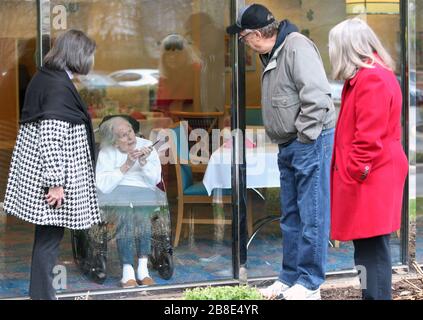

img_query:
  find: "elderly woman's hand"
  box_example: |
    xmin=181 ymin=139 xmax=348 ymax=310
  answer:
xmin=138 ymin=146 xmax=152 ymax=166
xmin=121 ymin=149 xmax=144 ymax=173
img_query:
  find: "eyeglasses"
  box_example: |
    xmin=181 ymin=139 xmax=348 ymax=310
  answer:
xmin=238 ymin=31 xmax=254 ymax=43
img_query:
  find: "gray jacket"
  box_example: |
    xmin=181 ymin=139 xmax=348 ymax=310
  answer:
xmin=261 ymin=32 xmax=335 ymax=145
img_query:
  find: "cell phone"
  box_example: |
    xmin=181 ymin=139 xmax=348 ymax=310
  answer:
xmin=150 ymin=139 xmax=161 ymax=148
xmin=145 ymin=139 xmax=161 ymax=152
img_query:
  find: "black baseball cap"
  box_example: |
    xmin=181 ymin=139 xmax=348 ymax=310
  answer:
xmin=226 ymin=4 xmax=275 ymax=34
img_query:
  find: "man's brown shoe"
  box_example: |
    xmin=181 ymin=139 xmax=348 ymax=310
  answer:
xmin=137 ymin=277 xmax=155 ymax=286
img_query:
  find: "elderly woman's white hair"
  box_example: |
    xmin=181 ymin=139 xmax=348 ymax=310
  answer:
xmin=98 ymin=116 xmax=132 ymax=148
xmin=328 ymin=17 xmax=395 ymax=80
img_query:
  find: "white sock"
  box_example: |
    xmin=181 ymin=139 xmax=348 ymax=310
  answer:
xmin=137 ymin=257 xmax=150 ymax=279
xmin=122 ymin=264 xmax=135 ymax=282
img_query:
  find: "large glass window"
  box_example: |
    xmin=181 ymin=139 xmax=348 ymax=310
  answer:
xmin=0 ymin=0 xmax=233 ymax=298
xmin=49 ymin=0 xmax=233 ymax=294
xmin=243 ymin=0 xmax=404 ymax=279
xmin=414 ymin=0 xmax=423 ymax=264
xmin=0 ymin=0 xmax=411 ymax=299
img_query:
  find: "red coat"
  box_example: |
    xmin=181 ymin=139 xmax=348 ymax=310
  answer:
xmin=330 ymin=62 xmax=408 ymax=241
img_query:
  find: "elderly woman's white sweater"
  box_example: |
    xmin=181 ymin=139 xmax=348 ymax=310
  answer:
xmin=96 ymin=137 xmax=162 ymax=194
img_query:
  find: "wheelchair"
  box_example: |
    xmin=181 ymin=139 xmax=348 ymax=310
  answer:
xmin=71 ymin=114 xmax=174 ymax=284
xmin=71 ymin=202 xmax=174 ymax=284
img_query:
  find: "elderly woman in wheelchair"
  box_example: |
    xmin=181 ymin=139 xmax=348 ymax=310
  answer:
xmin=96 ymin=116 xmax=164 ymax=288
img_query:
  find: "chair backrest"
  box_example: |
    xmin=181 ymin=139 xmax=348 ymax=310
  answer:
xmin=99 ymin=114 xmax=141 ymax=136
xmin=224 ymin=105 xmax=263 ymax=126
xmin=169 ymin=111 xmax=223 ymax=134
xmin=170 ymin=122 xmax=193 ymax=195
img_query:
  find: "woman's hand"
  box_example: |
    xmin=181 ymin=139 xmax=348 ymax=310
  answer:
xmin=121 ymin=149 xmax=144 ymax=173
xmin=138 ymin=146 xmax=152 ymax=166
xmin=45 ymin=186 xmax=65 ymax=208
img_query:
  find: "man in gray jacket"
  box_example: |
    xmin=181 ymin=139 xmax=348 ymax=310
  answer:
xmin=227 ymin=4 xmax=335 ymax=300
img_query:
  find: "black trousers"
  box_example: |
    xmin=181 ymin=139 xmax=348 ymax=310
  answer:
xmin=29 ymin=225 xmax=65 ymax=300
xmin=353 ymin=234 xmax=392 ymax=300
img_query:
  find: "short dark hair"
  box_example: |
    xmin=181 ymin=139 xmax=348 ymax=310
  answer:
xmin=43 ymin=29 xmax=96 ymax=75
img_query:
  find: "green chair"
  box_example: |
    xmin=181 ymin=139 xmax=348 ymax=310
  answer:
xmin=246 ymin=107 xmax=263 ymax=126
xmin=170 ymin=122 xmax=233 ymax=247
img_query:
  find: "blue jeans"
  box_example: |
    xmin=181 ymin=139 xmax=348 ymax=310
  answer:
xmin=115 ymin=206 xmax=154 ymax=266
xmin=277 ymin=129 xmax=334 ymax=290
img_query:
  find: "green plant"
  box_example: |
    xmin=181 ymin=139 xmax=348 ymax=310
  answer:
xmin=184 ymin=285 xmax=263 ymax=300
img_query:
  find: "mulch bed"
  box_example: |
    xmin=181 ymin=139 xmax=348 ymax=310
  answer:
xmin=322 ymin=264 xmax=423 ymax=300
xmin=392 ymin=277 xmax=423 ymax=300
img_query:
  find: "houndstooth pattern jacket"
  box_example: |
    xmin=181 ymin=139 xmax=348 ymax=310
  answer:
xmin=4 ymin=119 xmax=101 ymax=229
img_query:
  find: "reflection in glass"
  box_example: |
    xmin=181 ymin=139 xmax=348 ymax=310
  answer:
xmin=154 ymin=34 xmax=201 ymax=116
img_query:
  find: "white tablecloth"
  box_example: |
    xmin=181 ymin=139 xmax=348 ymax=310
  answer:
xmin=202 ymin=143 xmax=280 ymax=195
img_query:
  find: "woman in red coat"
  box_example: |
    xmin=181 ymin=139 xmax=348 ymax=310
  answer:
xmin=328 ymin=18 xmax=408 ymax=300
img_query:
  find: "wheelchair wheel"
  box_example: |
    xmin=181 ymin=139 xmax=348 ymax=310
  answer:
xmin=88 ymin=254 xmax=107 ymax=284
xmin=157 ymin=252 xmax=174 ymax=280
xmin=148 ymin=253 xmax=157 ymax=270
xmin=71 ymin=229 xmax=108 ymax=284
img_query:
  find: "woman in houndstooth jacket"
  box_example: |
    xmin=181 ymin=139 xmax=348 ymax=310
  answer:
xmin=3 ymin=30 xmax=100 ymax=300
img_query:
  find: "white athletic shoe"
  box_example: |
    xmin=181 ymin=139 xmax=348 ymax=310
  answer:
xmin=281 ymin=284 xmax=321 ymax=300
xmin=259 ymin=280 xmax=290 ymax=299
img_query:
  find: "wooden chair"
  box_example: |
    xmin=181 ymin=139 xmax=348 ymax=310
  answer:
xmin=169 ymin=122 xmax=253 ymax=247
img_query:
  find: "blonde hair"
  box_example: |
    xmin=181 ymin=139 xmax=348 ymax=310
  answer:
xmin=158 ymin=34 xmax=200 ymax=79
xmin=328 ymin=17 xmax=395 ymax=80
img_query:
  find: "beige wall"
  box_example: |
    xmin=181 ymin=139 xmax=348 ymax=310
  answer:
xmin=0 ymin=2 xmax=37 ymax=39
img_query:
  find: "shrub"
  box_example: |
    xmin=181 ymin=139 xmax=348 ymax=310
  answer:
xmin=183 ymin=285 xmax=263 ymax=300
